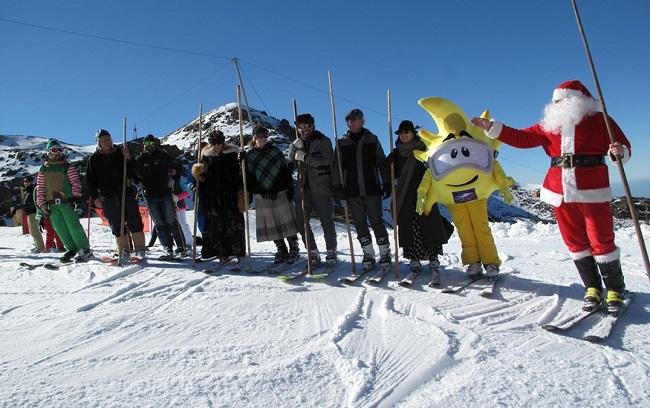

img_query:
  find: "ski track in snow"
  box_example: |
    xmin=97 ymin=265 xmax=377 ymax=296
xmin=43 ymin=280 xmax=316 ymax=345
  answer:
xmin=1 ymin=217 xmax=649 ymax=406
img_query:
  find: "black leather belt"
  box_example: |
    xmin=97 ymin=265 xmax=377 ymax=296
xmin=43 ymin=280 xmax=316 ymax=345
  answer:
xmin=46 ymin=197 xmax=72 ymax=205
xmin=550 ymin=154 xmax=605 ymax=169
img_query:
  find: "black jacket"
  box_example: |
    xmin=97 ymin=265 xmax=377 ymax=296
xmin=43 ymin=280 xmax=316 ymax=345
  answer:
xmin=332 ymin=128 xmax=389 ymax=198
xmin=86 ymin=146 xmax=134 ymax=199
xmin=200 ymin=145 xmax=241 ymax=209
xmin=20 ymin=184 xmax=37 ymax=215
xmin=133 ymin=148 xmax=180 ymax=198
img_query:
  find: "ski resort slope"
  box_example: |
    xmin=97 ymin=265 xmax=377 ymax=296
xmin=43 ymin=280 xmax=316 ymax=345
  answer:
xmin=0 ymin=214 xmax=649 ymax=407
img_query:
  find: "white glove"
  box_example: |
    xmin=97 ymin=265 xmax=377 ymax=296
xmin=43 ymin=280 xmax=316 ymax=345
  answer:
xmin=172 ymin=194 xmax=179 ymax=203
xmin=292 ymin=138 xmax=304 ymax=151
xmin=294 ymin=150 xmax=306 ymax=162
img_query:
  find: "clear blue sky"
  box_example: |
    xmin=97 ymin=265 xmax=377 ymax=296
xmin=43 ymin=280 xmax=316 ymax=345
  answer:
xmin=1 ymin=0 xmax=649 ymax=187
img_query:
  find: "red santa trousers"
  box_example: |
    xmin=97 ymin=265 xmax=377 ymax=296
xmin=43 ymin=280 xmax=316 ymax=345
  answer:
xmin=42 ymin=217 xmax=64 ymax=251
xmin=553 ymin=201 xmax=617 ymax=260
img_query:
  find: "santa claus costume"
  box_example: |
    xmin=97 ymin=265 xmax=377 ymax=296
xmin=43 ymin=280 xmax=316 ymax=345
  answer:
xmin=484 ymin=80 xmax=631 ymax=314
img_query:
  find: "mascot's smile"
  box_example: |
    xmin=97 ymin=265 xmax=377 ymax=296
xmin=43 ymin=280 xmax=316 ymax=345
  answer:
xmin=446 ymin=175 xmax=479 ymax=187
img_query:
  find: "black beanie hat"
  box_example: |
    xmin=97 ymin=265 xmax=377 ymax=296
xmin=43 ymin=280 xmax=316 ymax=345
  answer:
xmin=96 ymin=129 xmax=111 ymax=139
xmin=207 ymin=130 xmax=225 ymax=145
xmin=252 ymin=125 xmax=269 ymax=136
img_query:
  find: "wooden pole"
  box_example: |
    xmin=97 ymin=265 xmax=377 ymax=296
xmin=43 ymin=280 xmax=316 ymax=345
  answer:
xmin=117 ymin=117 xmax=128 ymax=266
xmin=191 ymin=103 xmax=203 ymax=267
xmin=387 ymin=90 xmax=400 ymax=279
xmin=237 ymin=85 xmax=254 ymax=273
xmin=292 ymin=98 xmax=312 ymax=275
xmin=327 ymin=71 xmax=357 ymax=274
xmin=571 ymin=0 xmax=650 ymax=282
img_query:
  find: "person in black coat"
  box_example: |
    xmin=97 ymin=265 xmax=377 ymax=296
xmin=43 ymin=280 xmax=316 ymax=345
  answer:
xmin=388 ymin=120 xmax=454 ymax=273
xmin=132 ymin=134 xmax=184 ymax=259
xmin=86 ymin=129 xmax=146 ymax=258
xmin=191 ymin=130 xmax=245 ymax=262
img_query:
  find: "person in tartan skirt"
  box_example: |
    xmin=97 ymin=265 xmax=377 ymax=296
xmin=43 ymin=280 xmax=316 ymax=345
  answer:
xmin=387 ymin=120 xmax=454 ymax=273
xmin=243 ymin=125 xmax=300 ymax=263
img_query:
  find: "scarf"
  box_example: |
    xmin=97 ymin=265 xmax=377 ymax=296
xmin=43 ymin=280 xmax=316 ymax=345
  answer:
xmin=395 ymin=139 xmax=426 ymax=212
xmin=246 ymin=144 xmax=285 ymax=191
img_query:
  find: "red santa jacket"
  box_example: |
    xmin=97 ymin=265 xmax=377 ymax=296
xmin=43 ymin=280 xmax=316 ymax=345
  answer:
xmin=487 ymin=112 xmax=631 ymax=207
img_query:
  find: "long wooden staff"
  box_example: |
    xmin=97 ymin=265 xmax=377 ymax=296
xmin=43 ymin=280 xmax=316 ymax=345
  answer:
xmin=191 ymin=103 xmax=203 ymax=267
xmin=117 ymin=117 xmax=128 ymax=266
xmin=327 ymin=71 xmax=356 ymax=274
xmin=237 ymin=85 xmax=253 ymax=273
xmin=387 ymin=90 xmax=400 ymax=279
xmin=292 ymin=98 xmax=312 ymax=275
xmin=571 ymin=0 xmax=650 ymax=282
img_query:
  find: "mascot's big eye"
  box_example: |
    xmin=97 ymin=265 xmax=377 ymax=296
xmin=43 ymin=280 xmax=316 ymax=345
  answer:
xmin=461 ymin=147 xmax=470 ymax=157
xmin=450 ymin=148 xmax=458 ymax=159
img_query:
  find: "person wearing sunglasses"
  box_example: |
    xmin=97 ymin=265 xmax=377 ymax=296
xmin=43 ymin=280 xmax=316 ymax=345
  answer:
xmin=243 ymin=125 xmax=300 ymax=264
xmin=86 ymin=129 xmax=147 ymax=261
xmin=332 ymin=108 xmax=392 ymax=272
xmin=35 ymin=139 xmax=92 ymax=263
xmin=386 ymin=120 xmax=454 ymax=278
xmin=191 ymin=130 xmax=246 ymax=266
xmin=132 ymin=134 xmax=185 ymax=261
xmin=288 ymin=113 xmax=338 ymax=267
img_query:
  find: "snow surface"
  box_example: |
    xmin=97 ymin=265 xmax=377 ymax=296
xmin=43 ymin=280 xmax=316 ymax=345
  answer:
xmin=1 ymin=213 xmax=649 ymax=407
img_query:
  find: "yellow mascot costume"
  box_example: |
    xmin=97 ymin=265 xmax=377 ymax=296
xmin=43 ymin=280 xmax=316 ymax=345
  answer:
xmin=414 ymin=97 xmax=514 ymax=276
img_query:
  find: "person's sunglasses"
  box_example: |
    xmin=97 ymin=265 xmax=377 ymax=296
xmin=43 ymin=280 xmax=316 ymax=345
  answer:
xmin=253 ymin=133 xmax=269 ymax=139
xmin=297 ymin=124 xmax=312 ymax=130
xmin=143 ymin=140 xmax=157 ymax=146
xmin=49 ymin=147 xmax=63 ymax=153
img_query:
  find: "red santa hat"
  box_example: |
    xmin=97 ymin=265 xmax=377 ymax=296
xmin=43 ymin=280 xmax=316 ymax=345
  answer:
xmin=552 ymin=80 xmax=594 ymax=102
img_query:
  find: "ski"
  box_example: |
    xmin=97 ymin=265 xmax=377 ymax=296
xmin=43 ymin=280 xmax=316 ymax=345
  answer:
xmin=339 ymin=265 xmax=376 ymax=284
xmin=365 ymin=266 xmax=392 ymax=285
xmin=440 ymin=275 xmax=486 ymax=294
xmin=541 ymin=306 xmax=603 ymax=332
xmin=194 ymin=256 xmax=218 ymax=263
xmin=19 ymin=262 xmax=60 ymax=270
xmin=398 ymin=270 xmax=421 ymax=287
xmin=266 ymin=259 xmax=306 ymax=275
xmin=100 ymin=255 xmax=143 ymax=267
xmin=428 ymin=268 xmax=441 ymax=288
xmin=477 ymin=275 xmax=500 ymax=298
xmin=583 ymin=293 xmax=633 ymax=343
xmin=278 ymin=268 xmax=309 ymax=282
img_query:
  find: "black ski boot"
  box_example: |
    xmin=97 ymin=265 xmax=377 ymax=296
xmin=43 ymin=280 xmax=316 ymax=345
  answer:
xmin=287 ymin=236 xmax=300 ymax=264
xmin=273 ymin=239 xmax=289 ymax=263
xmin=377 ymin=237 xmax=391 ymax=271
xmin=597 ymin=258 xmax=626 ymax=316
xmin=60 ymin=249 xmax=77 ymax=263
xmin=359 ymin=236 xmax=376 ymax=271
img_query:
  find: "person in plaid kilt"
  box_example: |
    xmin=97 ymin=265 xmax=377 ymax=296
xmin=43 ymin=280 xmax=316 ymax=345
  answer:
xmin=243 ymin=125 xmax=300 ymax=263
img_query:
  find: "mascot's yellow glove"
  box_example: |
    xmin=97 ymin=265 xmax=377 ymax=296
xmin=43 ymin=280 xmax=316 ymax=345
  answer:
xmin=416 ymin=188 xmax=427 ymax=215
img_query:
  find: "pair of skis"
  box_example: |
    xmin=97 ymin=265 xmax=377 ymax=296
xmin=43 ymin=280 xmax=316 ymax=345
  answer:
xmin=398 ymin=267 xmax=441 ymax=288
xmin=542 ymin=292 xmax=633 ymax=343
xmin=439 ymin=274 xmax=500 ymax=298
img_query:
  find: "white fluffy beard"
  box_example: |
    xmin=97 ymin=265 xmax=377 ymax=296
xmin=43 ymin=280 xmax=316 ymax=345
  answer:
xmin=539 ymin=95 xmax=600 ymax=133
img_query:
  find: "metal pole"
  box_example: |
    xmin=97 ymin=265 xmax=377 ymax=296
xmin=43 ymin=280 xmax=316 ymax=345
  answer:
xmin=328 ymin=71 xmax=357 ymax=274
xmin=237 ymin=85 xmax=254 ymax=273
xmin=387 ymin=90 xmax=400 ymax=279
xmin=117 ymin=117 xmax=128 ymax=266
xmin=191 ymin=103 xmax=203 ymax=267
xmin=232 ymin=58 xmax=257 ymax=127
xmin=292 ymin=98 xmax=312 ymax=275
xmin=571 ymin=0 xmax=650 ymax=282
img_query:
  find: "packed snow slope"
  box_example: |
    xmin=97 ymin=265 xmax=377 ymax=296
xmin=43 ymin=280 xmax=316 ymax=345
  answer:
xmin=1 ymin=214 xmax=649 ymax=407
